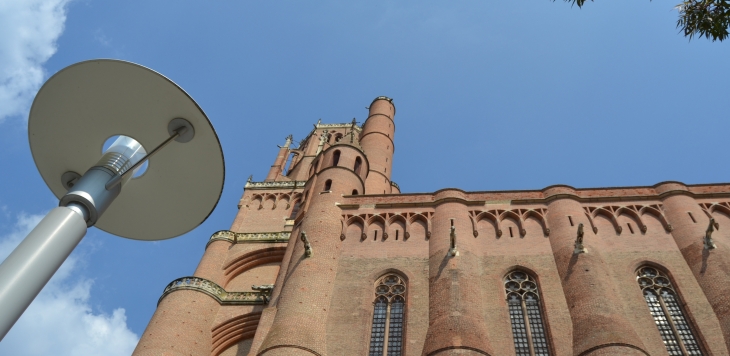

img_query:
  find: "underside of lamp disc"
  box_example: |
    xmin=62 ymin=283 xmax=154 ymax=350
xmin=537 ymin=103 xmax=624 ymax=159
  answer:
xmin=28 ymin=59 xmax=225 ymax=241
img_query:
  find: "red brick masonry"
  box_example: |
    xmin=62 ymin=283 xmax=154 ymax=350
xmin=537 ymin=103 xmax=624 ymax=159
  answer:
xmin=134 ymin=98 xmax=730 ymax=356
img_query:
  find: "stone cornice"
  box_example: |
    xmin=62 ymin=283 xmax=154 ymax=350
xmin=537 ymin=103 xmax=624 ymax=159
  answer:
xmin=315 ymin=122 xmax=362 ymax=132
xmin=244 ymin=180 xmax=306 ymax=190
xmin=207 ymin=230 xmax=291 ymax=247
xmin=158 ymin=276 xmax=271 ymax=306
xmin=337 ymin=184 xmax=730 ymax=210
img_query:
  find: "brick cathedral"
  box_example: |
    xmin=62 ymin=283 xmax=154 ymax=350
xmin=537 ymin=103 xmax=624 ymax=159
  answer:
xmin=133 ymin=97 xmax=730 ymax=356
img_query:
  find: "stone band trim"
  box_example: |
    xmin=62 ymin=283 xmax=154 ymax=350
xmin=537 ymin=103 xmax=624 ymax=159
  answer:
xmin=207 ymin=230 xmax=291 ymax=247
xmin=315 ymin=122 xmax=362 ymax=132
xmin=244 ymin=180 xmax=306 ymax=190
xmin=158 ymin=276 xmax=271 ymax=306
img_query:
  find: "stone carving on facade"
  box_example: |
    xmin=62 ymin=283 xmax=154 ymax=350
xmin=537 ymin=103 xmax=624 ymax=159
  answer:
xmin=705 ymin=218 xmax=718 ymax=250
xmin=244 ymin=180 xmax=306 ymax=190
xmin=301 ymin=231 xmax=312 ymax=257
xmin=315 ymin=129 xmax=329 ymax=155
xmin=699 ymin=202 xmax=727 ymax=230
xmin=574 ymin=223 xmax=587 ymax=254
xmin=159 ymin=277 xmax=270 ymax=305
xmin=315 ymin=121 xmax=362 ymax=132
xmin=449 ymin=225 xmax=459 ymax=257
xmin=207 ymin=230 xmax=290 ymax=247
xmin=583 ymin=204 xmax=672 ymax=235
xmin=278 ymin=135 xmax=293 ymax=149
xmin=252 ymin=284 xmax=275 ymax=301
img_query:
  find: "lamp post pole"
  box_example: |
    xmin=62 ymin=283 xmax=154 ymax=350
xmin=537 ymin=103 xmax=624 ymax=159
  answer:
xmin=0 ymin=206 xmax=88 ymax=339
xmin=0 ymin=59 xmax=225 ymax=342
xmin=0 ymin=127 xmax=186 ymax=340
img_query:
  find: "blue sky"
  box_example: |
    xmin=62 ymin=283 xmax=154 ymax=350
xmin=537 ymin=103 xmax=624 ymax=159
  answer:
xmin=1 ymin=1 xmax=729 ymax=354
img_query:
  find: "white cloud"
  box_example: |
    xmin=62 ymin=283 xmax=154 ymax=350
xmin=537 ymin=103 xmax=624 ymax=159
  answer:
xmin=0 ymin=211 xmax=139 ymax=356
xmin=0 ymin=0 xmax=70 ymax=123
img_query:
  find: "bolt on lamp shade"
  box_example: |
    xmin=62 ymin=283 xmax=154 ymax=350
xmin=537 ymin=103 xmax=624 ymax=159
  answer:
xmin=28 ymin=59 xmax=225 ymax=241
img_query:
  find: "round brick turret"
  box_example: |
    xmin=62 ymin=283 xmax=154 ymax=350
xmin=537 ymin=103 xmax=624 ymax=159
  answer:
xmin=257 ymin=141 xmax=366 ymax=355
xmin=133 ymin=236 xmax=232 ymax=355
xmin=133 ymin=290 xmax=219 ymax=355
xmin=360 ymin=96 xmax=395 ymax=194
xmin=423 ymin=199 xmax=494 ymax=355
xmin=658 ymin=182 xmax=730 ymax=351
xmin=545 ymin=197 xmax=648 ymax=356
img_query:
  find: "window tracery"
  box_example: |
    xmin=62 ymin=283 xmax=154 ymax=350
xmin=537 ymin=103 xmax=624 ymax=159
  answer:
xmin=637 ymin=267 xmax=703 ymax=355
xmin=504 ymin=270 xmax=550 ymax=356
xmin=369 ymin=274 xmax=406 ymax=356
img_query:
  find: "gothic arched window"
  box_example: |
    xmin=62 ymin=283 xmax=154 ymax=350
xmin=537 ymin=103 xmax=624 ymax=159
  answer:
xmin=369 ymin=274 xmax=406 ymax=356
xmin=504 ymin=270 xmax=550 ymax=356
xmin=637 ymin=266 xmax=703 ymax=355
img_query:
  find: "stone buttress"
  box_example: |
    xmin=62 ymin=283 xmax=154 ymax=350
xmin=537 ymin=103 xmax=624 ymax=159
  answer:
xmin=422 ymin=190 xmax=494 ymax=356
xmin=657 ymin=181 xmax=730 ymax=351
xmin=544 ymin=186 xmax=649 ymax=356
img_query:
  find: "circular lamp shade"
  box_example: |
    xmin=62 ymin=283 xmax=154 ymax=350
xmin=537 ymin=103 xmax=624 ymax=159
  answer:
xmin=28 ymin=59 xmax=225 ymax=241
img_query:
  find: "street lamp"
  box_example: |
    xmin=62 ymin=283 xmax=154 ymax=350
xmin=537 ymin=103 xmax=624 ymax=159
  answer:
xmin=0 ymin=59 xmax=225 ymax=340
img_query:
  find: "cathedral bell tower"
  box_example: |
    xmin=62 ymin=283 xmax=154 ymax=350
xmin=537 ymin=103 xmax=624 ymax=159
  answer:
xmin=360 ymin=96 xmax=396 ymax=194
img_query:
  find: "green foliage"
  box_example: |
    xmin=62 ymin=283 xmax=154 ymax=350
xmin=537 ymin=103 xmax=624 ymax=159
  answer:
xmin=556 ymin=0 xmax=730 ymax=42
xmin=677 ymin=0 xmax=730 ymax=41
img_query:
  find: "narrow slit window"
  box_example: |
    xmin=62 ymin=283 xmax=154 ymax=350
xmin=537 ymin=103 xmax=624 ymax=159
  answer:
xmin=354 ymin=157 xmax=362 ymax=175
xmin=688 ymin=212 xmax=697 ymax=223
xmin=368 ymin=274 xmax=407 ymax=356
xmin=637 ymin=267 xmax=704 ymax=355
xmin=289 ymin=201 xmax=301 ymax=219
xmin=504 ymin=270 xmax=551 ymax=356
xmin=374 ymin=230 xmax=378 ymax=241
xmin=568 ymin=216 xmax=574 ymax=227
xmin=332 ymin=150 xmax=341 ymax=166
xmin=509 ymin=227 xmax=514 ymax=237
xmin=395 ymin=230 xmax=399 ymax=240
xmin=627 ymin=223 xmax=634 ymax=234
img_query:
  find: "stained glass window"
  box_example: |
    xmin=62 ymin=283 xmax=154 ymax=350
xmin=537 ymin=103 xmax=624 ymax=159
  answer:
xmin=504 ymin=270 xmax=551 ymax=356
xmin=637 ymin=267 xmax=703 ymax=355
xmin=368 ymin=274 xmax=407 ymax=356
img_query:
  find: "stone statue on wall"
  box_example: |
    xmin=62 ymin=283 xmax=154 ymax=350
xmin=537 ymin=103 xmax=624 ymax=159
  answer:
xmin=301 ymin=231 xmax=313 ymax=257
xmin=449 ymin=225 xmax=459 ymax=257
xmin=705 ymin=218 xmax=717 ymax=250
xmin=574 ymin=223 xmax=587 ymax=254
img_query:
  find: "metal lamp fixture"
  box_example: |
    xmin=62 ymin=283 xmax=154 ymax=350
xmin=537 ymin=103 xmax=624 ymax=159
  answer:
xmin=0 ymin=59 xmax=225 ymax=340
